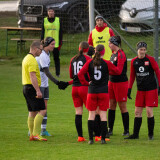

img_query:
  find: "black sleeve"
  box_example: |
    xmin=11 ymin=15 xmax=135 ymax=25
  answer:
xmin=59 ymin=18 xmax=63 ymax=45
xmin=43 ymin=67 xmax=59 ymax=85
xmin=41 ymin=19 xmax=45 ymax=41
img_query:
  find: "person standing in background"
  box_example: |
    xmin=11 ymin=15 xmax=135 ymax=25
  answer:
xmin=41 ymin=7 xmax=62 ymax=77
xmin=88 ymin=15 xmax=114 ymax=60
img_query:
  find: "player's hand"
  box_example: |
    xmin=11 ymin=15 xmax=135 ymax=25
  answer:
xmin=158 ymin=87 xmax=160 ymax=96
xmin=58 ymin=81 xmax=69 ymax=90
xmin=127 ymin=88 xmax=132 ymax=99
xmin=36 ymin=90 xmax=42 ymax=98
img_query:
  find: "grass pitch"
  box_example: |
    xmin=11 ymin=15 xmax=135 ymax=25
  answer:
xmin=0 ymin=57 xmax=160 ymax=160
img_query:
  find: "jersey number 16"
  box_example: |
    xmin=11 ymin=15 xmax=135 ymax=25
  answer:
xmin=73 ymin=61 xmax=83 ymax=75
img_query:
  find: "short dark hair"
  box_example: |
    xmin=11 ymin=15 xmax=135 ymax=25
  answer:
xmin=136 ymin=41 xmax=147 ymax=50
xmin=30 ymin=41 xmax=42 ymax=50
xmin=47 ymin=7 xmax=55 ymax=11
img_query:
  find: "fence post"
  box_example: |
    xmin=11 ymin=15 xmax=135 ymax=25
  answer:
xmin=20 ymin=0 xmax=24 ymax=27
xmin=154 ymin=0 xmax=159 ymax=62
xmin=89 ymin=0 xmax=95 ymax=33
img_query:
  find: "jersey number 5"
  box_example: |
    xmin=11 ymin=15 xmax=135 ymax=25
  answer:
xmin=94 ymin=66 xmax=101 ymax=80
xmin=73 ymin=61 xmax=83 ymax=75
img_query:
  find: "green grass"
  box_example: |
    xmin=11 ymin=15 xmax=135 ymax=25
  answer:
xmin=1 ymin=58 xmax=160 ymax=160
xmin=0 ymin=12 xmax=160 ymax=59
xmin=1 ymin=10 xmax=160 ymax=160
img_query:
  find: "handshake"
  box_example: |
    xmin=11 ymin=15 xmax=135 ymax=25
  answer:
xmin=57 ymin=81 xmax=69 ymax=90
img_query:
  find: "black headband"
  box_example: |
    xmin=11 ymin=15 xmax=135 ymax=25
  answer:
xmin=44 ymin=37 xmax=55 ymax=47
xmin=137 ymin=42 xmax=147 ymax=50
xmin=109 ymin=36 xmax=119 ymax=47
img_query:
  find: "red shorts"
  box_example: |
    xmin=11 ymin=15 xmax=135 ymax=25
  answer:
xmin=72 ymin=86 xmax=88 ymax=108
xmin=86 ymin=93 xmax=109 ymax=111
xmin=135 ymin=89 xmax=158 ymax=107
xmin=108 ymin=81 xmax=128 ymax=102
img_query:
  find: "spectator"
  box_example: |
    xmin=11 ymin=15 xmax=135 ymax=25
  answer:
xmin=88 ymin=15 xmax=114 ymax=60
xmin=41 ymin=7 xmax=62 ymax=77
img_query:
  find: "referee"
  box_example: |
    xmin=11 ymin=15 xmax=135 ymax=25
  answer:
xmin=22 ymin=41 xmax=47 ymax=141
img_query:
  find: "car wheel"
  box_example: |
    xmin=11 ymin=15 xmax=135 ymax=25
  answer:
xmin=67 ymin=3 xmax=89 ymax=33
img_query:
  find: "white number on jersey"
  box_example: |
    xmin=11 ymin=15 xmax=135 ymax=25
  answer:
xmin=94 ymin=66 xmax=101 ymax=80
xmin=73 ymin=61 xmax=83 ymax=75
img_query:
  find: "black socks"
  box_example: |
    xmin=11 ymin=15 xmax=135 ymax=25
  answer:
xmin=108 ymin=109 xmax=115 ymax=132
xmin=133 ymin=117 xmax=142 ymax=137
xmin=122 ymin=112 xmax=129 ymax=133
xmin=75 ymin=115 xmax=83 ymax=137
xmin=147 ymin=116 xmax=154 ymax=137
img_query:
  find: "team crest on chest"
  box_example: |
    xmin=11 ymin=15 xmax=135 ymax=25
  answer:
xmin=145 ymin=61 xmax=149 ymax=66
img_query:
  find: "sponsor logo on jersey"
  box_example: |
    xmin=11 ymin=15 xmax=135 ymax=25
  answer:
xmin=96 ymin=40 xmax=106 ymax=44
xmin=139 ymin=66 xmax=144 ymax=72
xmin=98 ymin=36 xmax=103 ymax=40
xmin=145 ymin=61 xmax=149 ymax=66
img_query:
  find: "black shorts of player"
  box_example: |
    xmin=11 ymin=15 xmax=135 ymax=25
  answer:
xmin=23 ymin=85 xmax=45 ymax=112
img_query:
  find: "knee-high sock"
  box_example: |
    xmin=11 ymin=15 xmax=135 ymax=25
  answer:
xmin=28 ymin=116 xmax=34 ymax=135
xmin=88 ymin=120 xmax=94 ymax=141
xmin=33 ymin=114 xmax=44 ymax=136
xmin=41 ymin=113 xmax=47 ymax=132
xmin=94 ymin=114 xmax=101 ymax=137
xmin=108 ymin=109 xmax=115 ymax=131
xmin=100 ymin=121 xmax=107 ymax=140
xmin=147 ymin=116 xmax=154 ymax=137
xmin=75 ymin=115 xmax=83 ymax=137
xmin=122 ymin=112 xmax=129 ymax=133
xmin=133 ymin=117 xmax=142 ymax=137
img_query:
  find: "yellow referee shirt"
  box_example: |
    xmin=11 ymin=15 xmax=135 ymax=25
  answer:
xmin=22 ymin=54 xmax=41 ymax=86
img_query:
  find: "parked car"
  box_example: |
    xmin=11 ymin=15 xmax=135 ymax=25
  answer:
xmin=17 ymin=0 xmax=88 ymax=33
xmin=119 ymin=0 xmax=160 ymax=33
xmin=17 ymin=0 xmax=124 ymax=33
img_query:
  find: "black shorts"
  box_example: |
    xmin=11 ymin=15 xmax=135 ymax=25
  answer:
xmin=40 ymin=87 xmax=49 ymax=100
xmin=23 ymin=85 xmax=45 ymax=112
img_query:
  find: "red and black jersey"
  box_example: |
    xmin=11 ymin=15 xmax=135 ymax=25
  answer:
xmin=110 ymin=49 xmax=128 ymax=82
xmin=78 ymin=59 xmax=124 ymax=93
xmin=129 ymin=54 xmax=160 ymax=91
xmin=69 ymin=55 xmax=91 ymax=86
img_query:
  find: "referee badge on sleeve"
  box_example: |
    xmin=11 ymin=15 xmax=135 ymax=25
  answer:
xmin=145 ymin=61 xmax=149 ymax=66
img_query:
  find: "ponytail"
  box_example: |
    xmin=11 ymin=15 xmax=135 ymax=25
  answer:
xmin=93 ymin=51 xmax=101 ymax=68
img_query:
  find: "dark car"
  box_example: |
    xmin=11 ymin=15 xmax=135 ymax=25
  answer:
xmin=17 ymin=0 xmax=124 ymax=33
xmin=18 ymin=0 xmax=89 ymax=33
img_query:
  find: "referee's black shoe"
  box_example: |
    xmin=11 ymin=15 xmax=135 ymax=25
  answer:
xmin=124 ymin=134 xmax=139 ymax=139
